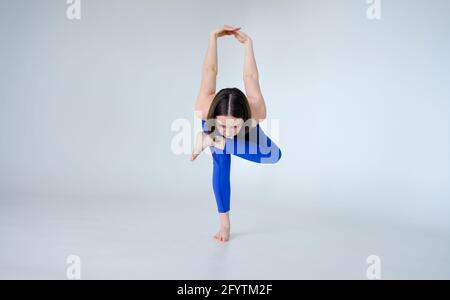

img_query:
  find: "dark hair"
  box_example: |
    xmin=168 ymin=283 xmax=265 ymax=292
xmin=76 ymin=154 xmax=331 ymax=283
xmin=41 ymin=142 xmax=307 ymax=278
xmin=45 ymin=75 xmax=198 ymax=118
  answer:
xmin=205 ymin=88 xmax=252 ymax=136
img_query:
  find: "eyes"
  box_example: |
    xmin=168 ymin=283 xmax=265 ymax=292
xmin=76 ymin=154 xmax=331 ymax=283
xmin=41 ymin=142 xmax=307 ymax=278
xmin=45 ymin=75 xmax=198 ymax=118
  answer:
xmin=220 ymin=125 xmax=239 ymax=132
xmin=220 ymin=125 xmax=239 ymax=130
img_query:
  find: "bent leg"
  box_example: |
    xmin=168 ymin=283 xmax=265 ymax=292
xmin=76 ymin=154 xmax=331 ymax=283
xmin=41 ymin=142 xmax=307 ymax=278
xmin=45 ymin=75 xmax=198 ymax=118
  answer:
xmin=224 ymin=124 xmax=282 ymax=164
xmin=201 ymin=120 xmax=281 ymax=213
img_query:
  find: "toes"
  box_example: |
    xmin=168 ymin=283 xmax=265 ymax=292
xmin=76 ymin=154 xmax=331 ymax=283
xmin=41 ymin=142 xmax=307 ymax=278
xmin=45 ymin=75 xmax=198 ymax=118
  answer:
xmin=213 ymin=231 xmax=231 ymax=243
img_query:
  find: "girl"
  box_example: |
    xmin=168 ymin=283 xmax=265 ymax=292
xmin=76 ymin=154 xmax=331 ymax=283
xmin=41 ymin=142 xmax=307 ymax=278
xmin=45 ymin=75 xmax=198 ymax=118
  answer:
xmin=191 ymin=25 xmax=282 ymax=242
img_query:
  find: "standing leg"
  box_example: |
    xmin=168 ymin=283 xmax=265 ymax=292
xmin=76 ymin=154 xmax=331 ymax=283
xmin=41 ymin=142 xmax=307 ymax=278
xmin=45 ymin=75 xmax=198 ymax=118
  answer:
xmin=211 ymin=151 xmax=231 ymax=214
xmin=203 ymin=119 xmax=232 ymax=242
xmin=210 ymin=150 xmax=231 ymax=242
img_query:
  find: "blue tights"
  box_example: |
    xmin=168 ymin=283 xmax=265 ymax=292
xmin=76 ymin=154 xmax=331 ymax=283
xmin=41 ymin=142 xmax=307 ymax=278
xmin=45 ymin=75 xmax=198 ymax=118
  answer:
xmin=201 ymin=120 xmax=282 ymax=213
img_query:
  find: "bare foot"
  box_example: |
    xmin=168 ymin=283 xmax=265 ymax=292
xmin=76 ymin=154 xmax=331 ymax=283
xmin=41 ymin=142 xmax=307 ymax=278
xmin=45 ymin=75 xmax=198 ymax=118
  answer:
xmin=213 ymin=226 xmax=230 ymax=243
xmin=213 ymin=212 xmax=231 ymax=243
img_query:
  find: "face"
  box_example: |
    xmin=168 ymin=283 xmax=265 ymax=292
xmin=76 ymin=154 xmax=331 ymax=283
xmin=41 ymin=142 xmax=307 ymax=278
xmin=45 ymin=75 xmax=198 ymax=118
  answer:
xmin=215 ymin=115 xmax=244 ymax=138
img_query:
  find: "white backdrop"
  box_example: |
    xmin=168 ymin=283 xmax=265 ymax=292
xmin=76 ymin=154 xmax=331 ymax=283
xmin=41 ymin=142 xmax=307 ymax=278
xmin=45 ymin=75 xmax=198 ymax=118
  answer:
xmin=0 ymin=0 xmax=449 ymax=279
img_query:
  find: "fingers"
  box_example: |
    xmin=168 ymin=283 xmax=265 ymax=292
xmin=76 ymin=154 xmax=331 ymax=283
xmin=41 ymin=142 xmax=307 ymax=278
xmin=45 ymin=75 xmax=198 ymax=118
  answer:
xmin=232 ymin=31 xmax=241 ymax=39
xmin=232 ymin=30 xmax=249 ymax=43
xmin=190 ymin=153 xmax=199 ymax=161
xmin=234 ymin=30 xmax=246 ymax=39
xmin=191 ymin=147 xmax=201 ymax=161
xmin=232 ymin=30 xmax=244 ymax=38
xmin=216 ymin=25 xmax=242 ymax=37
xmin=224 ymin=25 xmax=241 ymax=31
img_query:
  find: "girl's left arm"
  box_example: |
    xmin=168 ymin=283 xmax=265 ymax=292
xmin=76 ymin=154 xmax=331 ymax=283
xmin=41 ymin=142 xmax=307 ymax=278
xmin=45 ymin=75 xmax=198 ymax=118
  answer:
xmin=240 ymin=36 xmax=267 ymax=123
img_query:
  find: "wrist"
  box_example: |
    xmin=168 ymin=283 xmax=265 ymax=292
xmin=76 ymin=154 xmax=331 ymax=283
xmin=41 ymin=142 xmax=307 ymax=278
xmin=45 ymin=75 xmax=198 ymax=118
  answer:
xmin=202 ymin=133 xmax=214 ymax=148
xmin=209 ymin=32 xmax=218 ymax=40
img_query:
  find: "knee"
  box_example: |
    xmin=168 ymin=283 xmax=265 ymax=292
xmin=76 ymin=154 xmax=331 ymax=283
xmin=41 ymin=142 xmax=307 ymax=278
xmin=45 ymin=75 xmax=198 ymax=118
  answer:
xmin=261 ymin=148 xmax=282 ymax=164
xmin=276 ymin=149 xmax=282 ymax=163
xmin=273 ymin=148 xmax=282 ymax=163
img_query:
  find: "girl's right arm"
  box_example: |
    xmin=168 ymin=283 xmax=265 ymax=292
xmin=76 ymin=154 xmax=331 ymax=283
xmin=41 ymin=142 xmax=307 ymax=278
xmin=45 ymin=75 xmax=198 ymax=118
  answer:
xmin=195 ymin=26 xmax=241 ymax=120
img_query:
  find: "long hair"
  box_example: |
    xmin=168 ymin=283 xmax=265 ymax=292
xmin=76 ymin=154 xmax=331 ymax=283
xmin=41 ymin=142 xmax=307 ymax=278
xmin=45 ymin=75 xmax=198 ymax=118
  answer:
xmin=204 ymin=88 xmax=252 ymax=137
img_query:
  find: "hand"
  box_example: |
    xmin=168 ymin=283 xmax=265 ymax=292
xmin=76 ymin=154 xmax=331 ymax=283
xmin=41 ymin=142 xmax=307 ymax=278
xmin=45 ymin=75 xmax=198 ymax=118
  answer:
xmin=191 ymin=131 xmax=226 ymax=161
xmin=191 ymin=132 xmax=213 ymax=161
xmin=211 ymin=25 xmax=241 ymax=38
xmin=232 ymin=30 xmax=252 ymax=44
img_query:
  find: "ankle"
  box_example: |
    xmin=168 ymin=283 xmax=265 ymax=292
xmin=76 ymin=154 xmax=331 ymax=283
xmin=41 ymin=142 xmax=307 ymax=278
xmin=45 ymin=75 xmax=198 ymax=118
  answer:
xmin=220 ymin=223 xmax=230 ymax=230
xmin=219 ymin=212 xmax=230 ymax=228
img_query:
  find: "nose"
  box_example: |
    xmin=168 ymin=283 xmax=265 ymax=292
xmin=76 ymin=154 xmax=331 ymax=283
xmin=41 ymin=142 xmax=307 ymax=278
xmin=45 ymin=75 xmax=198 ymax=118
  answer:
xmin=225 ymin=129 xmax=234 ymax=137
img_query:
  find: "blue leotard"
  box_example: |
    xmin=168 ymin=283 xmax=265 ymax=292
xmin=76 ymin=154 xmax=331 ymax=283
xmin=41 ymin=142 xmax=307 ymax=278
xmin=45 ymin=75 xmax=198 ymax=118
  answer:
xmin=201 ymin=120 xmax=282 ymax=213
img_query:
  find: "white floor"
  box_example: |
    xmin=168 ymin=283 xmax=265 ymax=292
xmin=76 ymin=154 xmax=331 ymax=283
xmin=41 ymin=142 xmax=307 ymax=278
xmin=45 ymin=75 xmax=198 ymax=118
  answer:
xmin=1 ymin=195 xmax=449 ymax=280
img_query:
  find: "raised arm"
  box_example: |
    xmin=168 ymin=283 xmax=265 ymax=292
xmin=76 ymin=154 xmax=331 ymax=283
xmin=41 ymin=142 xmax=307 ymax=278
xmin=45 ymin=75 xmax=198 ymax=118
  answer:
xmin=195 ymin=26 xmax=241 ymax=120
xmin=234 ymin=31 xmax=267 ymax=122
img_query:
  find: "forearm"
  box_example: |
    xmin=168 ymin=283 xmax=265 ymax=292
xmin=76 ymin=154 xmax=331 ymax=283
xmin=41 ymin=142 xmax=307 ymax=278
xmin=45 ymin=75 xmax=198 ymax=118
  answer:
xmin=202 ymin=33 xmax=218 ymax=74
xmin=243 ymin=40 xmax=258 ymax=79
xmin=243 ymin=40 xmax=262 ymax=99
xmin=242 ymin=40 xmax=266 ymax=119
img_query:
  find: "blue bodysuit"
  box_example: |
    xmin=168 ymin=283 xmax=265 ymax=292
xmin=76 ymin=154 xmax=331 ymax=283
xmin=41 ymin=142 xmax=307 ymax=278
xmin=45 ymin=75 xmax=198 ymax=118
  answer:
xmin=201 ymin=120 xmax=282 ymax=213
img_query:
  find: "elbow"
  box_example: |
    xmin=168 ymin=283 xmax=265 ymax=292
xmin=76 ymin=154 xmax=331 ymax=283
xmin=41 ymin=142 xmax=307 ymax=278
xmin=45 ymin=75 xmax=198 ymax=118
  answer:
xmin=194 ymin=109 xmax=203 ymax=119
xmin=260 ymin=110 xmax=267 ymax=121
xmin=247 ymin=97 xmax=266 ymax=122
xmin=255 ymin=109 xmax=267 ymax=123
xmin=252 ymin=113 xmax=266 ymax=124
xmin=194 ymin=104 xmax=209 ymax=120
xmin=194 ymin=107 xmax=207 ymax=119
xmin=256 ymin=116 xmax=266 ymax=124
